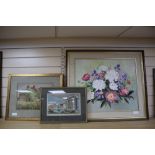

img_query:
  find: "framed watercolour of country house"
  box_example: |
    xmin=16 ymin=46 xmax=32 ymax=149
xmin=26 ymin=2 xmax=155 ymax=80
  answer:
xmin=67 ymin=50 xmax=148 ymax=120
xmin=5 ymin=73 xmax=63 ymax=120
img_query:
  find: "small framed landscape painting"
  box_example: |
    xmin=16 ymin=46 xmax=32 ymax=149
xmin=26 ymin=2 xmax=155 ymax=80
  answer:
xmin=5 ymin=73 xmax=63 ymax=120
xmin=67 ymin=50 xmax=148 ymax=120
xmin=41 ymin=87 xmax=87 ymax=123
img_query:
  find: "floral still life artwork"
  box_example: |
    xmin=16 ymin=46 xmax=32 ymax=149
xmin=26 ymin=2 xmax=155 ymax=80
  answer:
xmin=76 ymin=59 xmax=139 ymax=113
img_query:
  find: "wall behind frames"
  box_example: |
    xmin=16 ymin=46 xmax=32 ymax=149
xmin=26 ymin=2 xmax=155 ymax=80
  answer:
xmin=1 ymin=48 xmax=63 ymax=117
xmin=0 ymin=52 xmax=2 ymax=118
xmin=0 ymin=48 xmax=155 ymax=118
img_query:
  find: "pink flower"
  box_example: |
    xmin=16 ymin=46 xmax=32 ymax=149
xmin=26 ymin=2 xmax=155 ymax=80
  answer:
xmin=98 ymin=71 xmax=105 ymax=79
xmin=127 ymin=80 xmax=131 ymax=85
xmin=120 ymin=88 xmax=129 ymax=96
xmin=82 ymin=73 xmax=90 ymax=81
xmin=105 ymin=91 xmax=118 ymax=103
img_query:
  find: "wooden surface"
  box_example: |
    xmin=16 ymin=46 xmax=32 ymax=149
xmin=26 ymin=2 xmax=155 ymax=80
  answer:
xmin=0 ymin=118 xmax=155 ymax=129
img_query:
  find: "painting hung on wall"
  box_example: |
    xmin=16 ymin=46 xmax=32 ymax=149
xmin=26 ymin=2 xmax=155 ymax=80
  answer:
xmin=67 ymin=50 xmax=148 ymax=120
xmin=5 ymin=74 xmax=63 ymax=120
xmin=41 ymin=87 xmax=87 ymax=123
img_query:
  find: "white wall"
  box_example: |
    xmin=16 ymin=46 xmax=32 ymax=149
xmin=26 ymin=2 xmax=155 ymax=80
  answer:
xmin=1 ymin=48 xmax=63 ymax=116
xmin=144 ymin=49 xmax=155 ymax=117
xmin=0 ymin=47 xmax=155 ymax=118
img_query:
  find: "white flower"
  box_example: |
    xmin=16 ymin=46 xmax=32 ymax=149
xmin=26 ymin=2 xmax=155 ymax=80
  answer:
xmin=105 ymin=69 xmax=119 ymax=82
xmin=97 ymin=65 xmax=108 ymax=73
xmin=87 ymin=91 xmax=94 ymax=100
xmin=92 ymin=79 xmax=106 ymax=90
xmin=109 ymin=82 xmax=118 ymax=90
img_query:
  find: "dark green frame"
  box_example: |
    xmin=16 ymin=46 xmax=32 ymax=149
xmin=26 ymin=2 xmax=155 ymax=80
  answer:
xmin=41 ymin=87 xmax=87 ymax=123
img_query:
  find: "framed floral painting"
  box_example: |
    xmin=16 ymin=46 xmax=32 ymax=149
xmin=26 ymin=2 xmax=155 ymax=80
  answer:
xmin=67 ymin=50 xmax=148 ymax=120
xmin=5 ymin=73 xmax=63 ymax=120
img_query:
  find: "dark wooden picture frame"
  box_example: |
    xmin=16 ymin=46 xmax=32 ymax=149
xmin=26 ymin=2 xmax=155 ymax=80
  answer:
xmin=153 ymin=69 xmax=155 ymax=117
xmin=0 ymin=52 xmax=2 ymax=118
xmin=41 ymin=87 xmax=87 ymax=123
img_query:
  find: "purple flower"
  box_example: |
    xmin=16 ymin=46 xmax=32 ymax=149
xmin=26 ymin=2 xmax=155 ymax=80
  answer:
xmin=94 ymin=90 xmax=104 ymax=100
xmin=94 ymin=90 xmax=100 ymax=97
xmin=121 ymin=73 xmax=127 ymax=81
xmin=118 ymin=71 xmax=128 ymax=82
xmin=96 ymin=74 xmax=100 ymax=80
xmin=91 ymin=70 xmax=97 ymax=76
xmin=116 ymin=81 xmax=124 ymax=89
xmin=114 ymin=64 xmax=121 ymax=71
xmin=98 ymin=71 xmax=105 ymax=79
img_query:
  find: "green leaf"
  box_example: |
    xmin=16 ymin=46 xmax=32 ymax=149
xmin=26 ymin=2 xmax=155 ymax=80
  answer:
xmin=124 ymin=98 xmax=129 ymax=104
xmin=87 ymin=100 xmax=91 ymax=104
xmin=100 ymin=101 xmax=106 ymax=108
xmin=107 ymin=102 xmax=111 ymax=108
xmin=120 ymin=96 xmax=123 ymax=100
xmin=128 ymin=96 xmax=134 ymax=100
xmin=115 ymin=100 xmax=119 ymax=104
xmin=128 ymin=90 xmax=134 ymax=96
